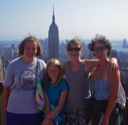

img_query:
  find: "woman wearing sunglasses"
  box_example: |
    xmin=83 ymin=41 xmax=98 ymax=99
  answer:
xmin=88 ymin=35 xmax=121 ymax=125
xmin=62 ymin=38 xmax=118 ymax=125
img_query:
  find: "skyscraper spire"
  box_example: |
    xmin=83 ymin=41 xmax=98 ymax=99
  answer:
xmin=48 ymin=5 xmax=59 ymax=60
xmin=52 ymin=5 xmax=55 ymax=24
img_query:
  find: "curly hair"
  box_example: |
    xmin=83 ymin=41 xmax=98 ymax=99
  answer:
xmin=88 ymin=35 xmax=112 ymax=57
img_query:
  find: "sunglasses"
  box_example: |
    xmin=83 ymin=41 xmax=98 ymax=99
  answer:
xmin=68 ymin=47 xmax=81 ymax=51
xmin=93 ymin=46 xmax=106 ymax=51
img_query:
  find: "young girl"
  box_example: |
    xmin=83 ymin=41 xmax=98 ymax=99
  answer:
xmin=42 ymin=58 xmax=69 ymax=125
xmin=3 ymin=36 xmax=46 ymax=125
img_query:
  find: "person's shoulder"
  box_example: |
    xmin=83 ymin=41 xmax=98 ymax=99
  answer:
xmin=37 ymin=58 xmax=45 ymax=63
xmin=5 ymin=57 xmax=21 ymax=71
xmin=37 ymin=58 xmax=46 ymax=67
xmin=59 ymin=79 xmax=69 ymax=89
xmin=60 ymin=79 xmax=67 ymax=83
xmin=9 ymin=57 xmax=21 ymax=65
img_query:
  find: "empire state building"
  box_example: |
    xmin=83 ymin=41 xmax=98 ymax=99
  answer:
xmin=48 ymin=8 xmax=59 ymax=59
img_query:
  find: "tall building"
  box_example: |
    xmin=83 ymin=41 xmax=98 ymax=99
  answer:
xmin=123 ymin=39 xmax=127 ymax=48
xmin=48 ymin=7 xmax=59 ymax=59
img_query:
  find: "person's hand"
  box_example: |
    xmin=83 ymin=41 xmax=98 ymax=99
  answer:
xmin=42 ymin=118 xmax=49 ymax=125
xmin=49 ymin=119 xmax=54 ymax=125
xmin=109 ymin=58 xmax=119 ymax=72
xmin=109 ymin=62 xmax=119 ymax=72
xmin=101 ymin=117 xmax=109 ymax=125
xmin=42 ymin=118 xmax=54 ymax=125
xmin=3 ymin=104 xmax=7 ymax=114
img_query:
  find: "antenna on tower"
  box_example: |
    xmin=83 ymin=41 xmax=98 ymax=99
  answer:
xmin=52 ymin=4 xmax=55 ymax=24
xmin=53 ymin=4 xmax=54 ymax=15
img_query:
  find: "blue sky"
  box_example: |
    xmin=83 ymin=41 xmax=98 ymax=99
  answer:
xmin=0 ymin=0 xmax=128 ymax=41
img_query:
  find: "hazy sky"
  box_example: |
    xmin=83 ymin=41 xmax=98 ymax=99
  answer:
xmin=0 ymin=0 xmax=128 ymax=41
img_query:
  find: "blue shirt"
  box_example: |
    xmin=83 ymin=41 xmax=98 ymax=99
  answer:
xmin=94 ymin=79 xmax=110 ymax=101
xmin=43 ymin=79 xmax=69 ymax=124
xmin=46 ymin=79 xmax=69 ymax=106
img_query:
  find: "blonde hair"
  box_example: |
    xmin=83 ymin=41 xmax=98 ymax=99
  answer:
xmin=44 ymin=58 xmax=63 ymax=87
xmin=67 ymin=39 xmax=82 ymax=50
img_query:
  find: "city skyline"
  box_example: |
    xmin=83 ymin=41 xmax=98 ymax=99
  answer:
xmin=0 ymin=0 xmax=128 ymax=41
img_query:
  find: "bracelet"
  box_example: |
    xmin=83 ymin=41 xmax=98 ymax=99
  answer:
xmin=48 ymin=112 xmax=54 ymax=118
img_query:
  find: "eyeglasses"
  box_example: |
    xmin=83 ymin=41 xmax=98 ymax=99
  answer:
xmin=93 ymin=46 xmax=106 ymax=51
xmin=68 ymin=47 xmax=81 ymax=51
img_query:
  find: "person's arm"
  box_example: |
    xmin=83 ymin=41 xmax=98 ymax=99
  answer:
xmin=85 ymin=58 xmax=118 ymax=74
xmin=51 ymin=90 xmax=68 ymax=116
xmin=43 ymin=90 xmax=68 ymax=125
xmin=3 ymin=64 xmax=14 ymax=113
xmin=85 ymin=59 xmax=100 ymax=73
xmin=42 ymin=94 xmax=51 ymax=125
xmin=3 ymin=86 xmax=10 ymax=112
xmin=101 ymin=67 xmax=120 ymax=125
xmin=45 ymin=93 xmax=51 ymax=114
xmin=109 ymin=58 xmax=119 ymax=72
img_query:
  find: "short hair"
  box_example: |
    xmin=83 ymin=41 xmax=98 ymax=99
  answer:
xmin=44 ymin=58 xmax=63 ymax=87
xmin=88 ymin=35 xmax=112 ymax=57
xmin=18 ymin=36 xmax=42 ymax=56
xmin=67 ymin=39 xmax=82 ymax=50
